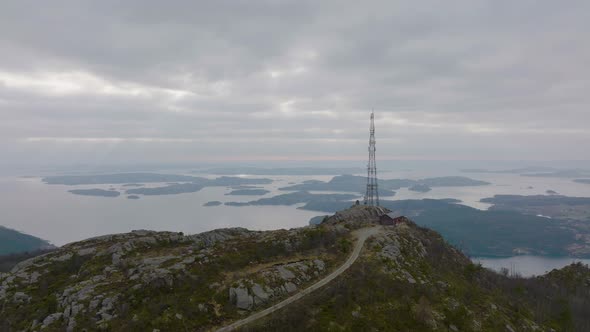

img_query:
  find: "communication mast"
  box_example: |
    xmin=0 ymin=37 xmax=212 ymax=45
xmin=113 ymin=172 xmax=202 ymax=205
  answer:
xmin=364 ymin=112 xmax=379 ymax=206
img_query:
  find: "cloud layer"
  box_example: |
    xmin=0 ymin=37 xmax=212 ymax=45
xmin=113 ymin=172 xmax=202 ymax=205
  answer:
xmin=1 ymin=0 xmax=589 ymax=165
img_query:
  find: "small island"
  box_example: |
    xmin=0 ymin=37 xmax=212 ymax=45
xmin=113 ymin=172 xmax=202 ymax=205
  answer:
xmin=126 ymin=195 xmax=141 ymax=200
xmin=546 ymin=190 xmax=558 ymax=195
xmin=203 ymin=201 xmax=223 ymax=207
xmin=122 ymin=176 xmax=274 ymax=196
xmin=230 ymin=185 xmax=263 ymax=190
xmin=48 ymin=173 xmax=276 ymax=197
xmin=68 ymin=189 xmax=121 ymax=197
xmin=408 ymin=184 xmax=432 ymax=193
xmin=574 ymin=179 xmax=590 ymax=184
xmin=225 ymin=191 xmax=359 ymax=208
xmin=225 ymin=189 xmax=270 ymax=196
xmin=278 ymin=174 xmax=489 ymax=194
xmin=126 ymin=183 xmax=204 ymax=196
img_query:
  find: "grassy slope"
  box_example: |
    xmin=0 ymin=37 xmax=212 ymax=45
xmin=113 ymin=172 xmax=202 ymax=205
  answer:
xmin=2 ymin=215 xmax=589 ymax=331
xmin=0 ymin=226 xmax=352 ymax=331
xmin=243 ymin=223 xmax=590 ymax=332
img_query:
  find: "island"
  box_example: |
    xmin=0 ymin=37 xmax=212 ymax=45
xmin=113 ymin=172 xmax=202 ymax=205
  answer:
xmin=126 ymin=195 xmax=140 ymax=200
xmin=126 ymin=183 xmax=204 ymax=196
xmin=44 ymin=173 xmax=275 ymax=197
xmin=203 ymin=201 xmax=223 ymax=207
xmin=0 ymin=226 xmax=55 ymax=256
xmin=480 ymin=194 xmax=590 ymax=221
xmin=574 ymin=179 xmax=590 ymax=184
xmin=225 ymin=189 xmax=270 ymax=196
xmin=230 ymin=185 xmax=263 ymax=190
xmin=124 ymin=177 xmax=273 ymax=196
xmin=546 ymin=190 xmax=558 ymax=195
xmin=68 ymin=189 xmax=121 ymax=197
xmin=408 ymin=184 xmax=432 ymax=192
xmin=223 ymin=194 xmax=590 ymax=257
xmin=225 ymin=191 xmax=359 ymax=208
xmin=278 ymin=174 xmax=488 ymax=195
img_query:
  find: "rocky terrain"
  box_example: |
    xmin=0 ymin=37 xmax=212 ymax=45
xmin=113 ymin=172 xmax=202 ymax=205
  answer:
xmin=1 ymin=206 xmax=589 ymax=331
xmin=0 ymin=220 xmax=351 ymax=331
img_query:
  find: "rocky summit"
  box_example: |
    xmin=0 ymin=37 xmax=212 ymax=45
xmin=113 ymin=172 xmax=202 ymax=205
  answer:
xmin=1 ymin=206 xmax=590 ymax=331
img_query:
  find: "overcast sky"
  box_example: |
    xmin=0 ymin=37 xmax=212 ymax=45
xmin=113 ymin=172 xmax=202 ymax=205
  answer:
xmin=1 ymin=1 xmax=589 ymax=166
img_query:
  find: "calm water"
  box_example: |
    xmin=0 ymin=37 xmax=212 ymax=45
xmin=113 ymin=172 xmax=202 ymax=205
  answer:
xmin=379 ymin=169 xmax=590 ymax=209
xmin=1 ymin=169 xmax=590 ymax=250
xmin=0 ymin=175 xmax=324 ymax=246
xmin=475 ymin=256 xmax=590 ymax=277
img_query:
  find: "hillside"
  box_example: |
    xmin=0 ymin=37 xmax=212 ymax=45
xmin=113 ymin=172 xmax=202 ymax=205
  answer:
xmin=0 ymin=226 xmax=54 ymax=256
xmin=248 ymin=196 xmax=590 ymax=258
xmin=1 ymin=206 xmax=589 ymax=331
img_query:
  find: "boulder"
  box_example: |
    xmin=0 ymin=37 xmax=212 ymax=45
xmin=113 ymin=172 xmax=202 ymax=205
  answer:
xmin=42 ymin=313 xmax=63 ymax=328
xmin=314 ymin=259 xmax=326 ymax=271
xmin=13 ymin=292 xmax=31 ymax=303
xmin=284 ymin=282 xmax=298 ymax=293
xmin=277 ymin=266 xmax=295 ymax=280
xmin=229 ymin=286 xmax=253 ymax=310
xmin=251 ymin=283 xmax=270 ymax=303
xmin=76 ymin=247 xmax=97 ymax=257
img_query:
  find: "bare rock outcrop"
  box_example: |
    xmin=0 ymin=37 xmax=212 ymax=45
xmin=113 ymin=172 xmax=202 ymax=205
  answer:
xmin=324 ymin=205 xmax=390 ymax=225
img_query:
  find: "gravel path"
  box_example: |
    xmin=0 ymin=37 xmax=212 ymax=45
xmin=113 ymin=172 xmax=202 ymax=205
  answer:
xmin=215 ymin=226 xmax=381 ymax=332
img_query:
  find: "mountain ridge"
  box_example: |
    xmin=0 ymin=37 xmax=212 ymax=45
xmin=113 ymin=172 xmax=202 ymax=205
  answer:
xmin=1 ymin=206 xmax=589 ymax=331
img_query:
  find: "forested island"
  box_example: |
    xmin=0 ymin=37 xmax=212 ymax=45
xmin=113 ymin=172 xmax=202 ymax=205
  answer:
xmin=278 ymin=174 xmax=488 ymax=195
xmin=225 ymin=191 xmax=359 ymax=207
xmin=227 ymin=191 xmax=590 ymax=258
xmin=43 ymin=173 xmax=274 ymax=197
xmin=481 ymin=194 xmax=590 ymax=221
xmin=0 ymin=226 xmax=55 ymax=255
xmin=68 ymin=189 xmax=121 ymax=197
xmin=225 ymin=189 xmax=270 ymax=196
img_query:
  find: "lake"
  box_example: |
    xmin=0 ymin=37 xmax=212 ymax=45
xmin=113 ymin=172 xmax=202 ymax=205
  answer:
xmin=0 ymin=175 xmax=324 ymax=246
xmin=1 ymin=167 xmax=590 ymax=250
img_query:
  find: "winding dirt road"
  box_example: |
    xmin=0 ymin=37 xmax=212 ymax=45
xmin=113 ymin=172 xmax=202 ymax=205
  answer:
xmin=215 ymin=226 xmax=381 ymax=332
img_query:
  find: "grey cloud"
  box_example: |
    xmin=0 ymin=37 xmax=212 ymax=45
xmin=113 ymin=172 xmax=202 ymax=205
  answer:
xmin=0 ymin=0 xmax=589 ymax=165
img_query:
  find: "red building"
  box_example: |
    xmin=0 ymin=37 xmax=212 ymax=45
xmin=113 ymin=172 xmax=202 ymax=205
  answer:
xmin=379 ymin=214 xmax=408 ymax=226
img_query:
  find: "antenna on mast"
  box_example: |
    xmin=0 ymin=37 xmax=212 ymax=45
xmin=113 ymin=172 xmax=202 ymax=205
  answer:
xmin=364 ymin=111 xmax=379 ymax=206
